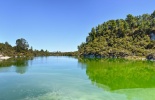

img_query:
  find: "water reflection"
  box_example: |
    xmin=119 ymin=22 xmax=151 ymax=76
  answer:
xmin=78 ymin=58 xmax=155 ymax=91
xmin=1 ymin=56 xmax=155 ymax=100
xmin=0 ymin=57 xmax=33 ymax=74
xmin=14 ymin=58 xmax=29 ymax=74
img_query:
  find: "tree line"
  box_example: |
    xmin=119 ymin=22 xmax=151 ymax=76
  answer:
xmin=0 ymin=38 xmax=50 ymax=57
xmin=78 ymin=10 xmax=155 ymax=58
xmin=50 ymin=51 xmax=78 ymax=56
xmin=0 ymin=38 xmax=78 ymax=57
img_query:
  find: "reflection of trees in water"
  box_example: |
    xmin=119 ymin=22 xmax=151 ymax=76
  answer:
xmin=0 ymin=59 xmax=14 ymax=67
xmin=15 ymin=66 xmax=27 ymax=74
xmin=78 ymin=58 xmax=155 ymax=91
xmin=0 ymin=57 xmax=33 ymax=74
xmin=13 ymin=58 xmax=28 ymax=67
xmin=77 ymin=58 xmax=87 ymax=69
xmin=13 ymin=58 xmax=29 ymax=74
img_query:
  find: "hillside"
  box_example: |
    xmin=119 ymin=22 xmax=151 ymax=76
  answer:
xmin=78 ymin=11 xmax=155 ymax=58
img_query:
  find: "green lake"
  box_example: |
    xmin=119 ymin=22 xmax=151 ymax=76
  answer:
xmin=1 ymin=56 xmax=155 ymax=100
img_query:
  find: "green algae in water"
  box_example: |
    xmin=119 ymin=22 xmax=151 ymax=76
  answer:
xmin=79 ymin=58 xmax=155 ymax=90
xmin=1 ymin=57 xmax=155 ymax=100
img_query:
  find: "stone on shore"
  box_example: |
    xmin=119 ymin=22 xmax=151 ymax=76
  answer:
xmin=146 ymin=54 xmax=155 ymax=61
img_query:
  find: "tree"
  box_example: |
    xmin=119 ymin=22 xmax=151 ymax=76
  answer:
xmin=78 ymin=10 xmax=155 ymax=58
xmin=5 ymin=41 xmax=10 ymax=46
xmin=16 ymin=38 xmax=29 ymax=52
xmin=151 ymin=10 xmax=155 ymax=18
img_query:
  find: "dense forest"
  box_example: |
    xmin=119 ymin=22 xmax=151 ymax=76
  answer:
xmin=0 ymin=38 xmax=50 ymax=57
xmin=0 ymin=38 xmax=78 ymax=58
xmin=78 ymin=11 xmax=155 ymax=58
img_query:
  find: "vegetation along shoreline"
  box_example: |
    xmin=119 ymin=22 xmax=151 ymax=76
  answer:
xmin=78 ymin=10 xmax=155 ymax=61
xmin=2 ymin=11 xmax=155 ymax=61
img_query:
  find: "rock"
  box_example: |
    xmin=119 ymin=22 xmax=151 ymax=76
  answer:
xmin=146 ymin=54 xmax=155 ymax=60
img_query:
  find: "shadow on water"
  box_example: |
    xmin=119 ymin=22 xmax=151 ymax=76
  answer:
xmin=78 ymin=58 xmax=155 ymax=90
xmin=0 ymin=57 xmax=33 ymax=74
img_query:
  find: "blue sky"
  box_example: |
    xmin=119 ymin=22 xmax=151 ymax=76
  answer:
xmin=0 ymin=0 xmax=155 ymax=52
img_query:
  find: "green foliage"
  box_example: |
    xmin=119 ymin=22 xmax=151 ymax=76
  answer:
xmin=50 ymin=51 xmax=78 ymax=56
xmin=78 ymin=10 xmax=155 ymax=57
xmin=16 ymin=38 xmax=29 ymax=52
xmin=0 ymin=38 xmax=51 ymax=57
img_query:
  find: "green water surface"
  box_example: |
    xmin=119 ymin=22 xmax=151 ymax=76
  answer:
xmin=0 ymin=57 xmax=155 ymax=100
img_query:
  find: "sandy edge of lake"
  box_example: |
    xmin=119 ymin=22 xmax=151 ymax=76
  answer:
xmin=0 ymin=55 xmax=11 ymax=60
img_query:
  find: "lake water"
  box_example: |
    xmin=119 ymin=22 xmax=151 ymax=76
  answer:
xmin=0 ymin=56 xmax=155 ymax=100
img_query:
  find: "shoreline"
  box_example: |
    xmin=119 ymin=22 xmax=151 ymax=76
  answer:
xmin=0 ymin=54 xmax=149 ymax=61
xmin=0 ymin=55 xmax=11 ymax=60
xmin=80 ymin=54 xmax=148 ymax=61
xmin=124 ymin=56 xmax=146 ymax=61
